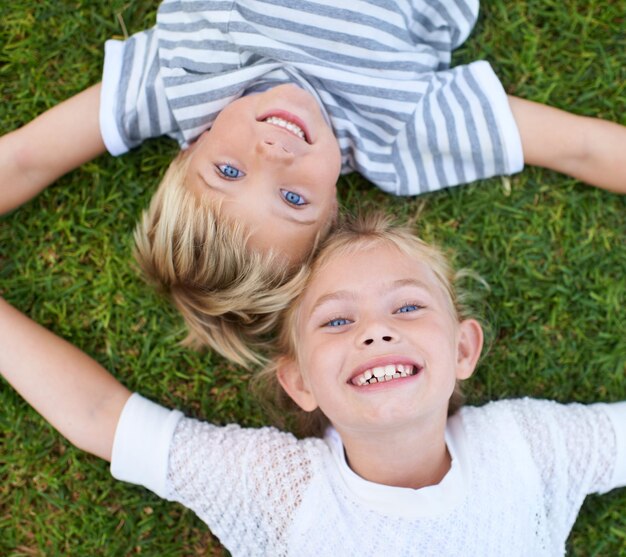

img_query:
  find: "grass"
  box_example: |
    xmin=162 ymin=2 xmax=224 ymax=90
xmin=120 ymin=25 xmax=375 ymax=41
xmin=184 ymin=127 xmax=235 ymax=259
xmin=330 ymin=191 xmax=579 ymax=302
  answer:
xmin=0 ymin=1 xmax=624 ymax=555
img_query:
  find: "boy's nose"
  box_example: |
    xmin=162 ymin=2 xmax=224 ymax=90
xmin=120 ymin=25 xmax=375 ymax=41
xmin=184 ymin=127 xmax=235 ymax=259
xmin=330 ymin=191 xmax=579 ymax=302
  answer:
xmin=257 ymin=139 xmax=295 ymax=161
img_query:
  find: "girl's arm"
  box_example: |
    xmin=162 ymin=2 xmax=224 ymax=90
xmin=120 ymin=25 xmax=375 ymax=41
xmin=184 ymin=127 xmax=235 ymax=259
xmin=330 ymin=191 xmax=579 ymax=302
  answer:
xmin=508 ymin=96 xmax=626 ymax=193
xmin=0 ymin=83 xmax=106 ymax=215
xmin=0 ymin=297 xmax=130 ymax=461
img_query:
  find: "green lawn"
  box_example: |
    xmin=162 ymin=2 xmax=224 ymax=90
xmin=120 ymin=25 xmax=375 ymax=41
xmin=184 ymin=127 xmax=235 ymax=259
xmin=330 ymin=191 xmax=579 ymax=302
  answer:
xmin=1 ymin=1 xmax=625 ymax=555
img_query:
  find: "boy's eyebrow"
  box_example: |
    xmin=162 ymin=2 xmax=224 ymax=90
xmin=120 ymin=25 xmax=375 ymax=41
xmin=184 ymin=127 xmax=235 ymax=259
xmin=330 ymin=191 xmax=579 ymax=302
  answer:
xmin=307 ymin=278 xmax=432 ymax=318
xmin=272 ymin=206 xmax=318 ymax=226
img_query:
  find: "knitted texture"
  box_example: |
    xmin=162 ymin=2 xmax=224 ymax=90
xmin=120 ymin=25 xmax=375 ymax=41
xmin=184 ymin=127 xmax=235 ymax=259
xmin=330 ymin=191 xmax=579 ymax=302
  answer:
xmin=167 ymin=423 xmax=324 ymax=555
xmin=165 ymin=399 xmax=617 ymax=556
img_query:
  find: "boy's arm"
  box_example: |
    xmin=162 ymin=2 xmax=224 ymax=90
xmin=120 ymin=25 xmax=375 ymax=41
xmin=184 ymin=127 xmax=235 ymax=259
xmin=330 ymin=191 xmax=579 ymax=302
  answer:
xmin=0 ymin=297 xmax=131 ymax=462
xmin=508 ymin=96 xmax=626 ymax=193
xmin=0 ymin=83 xmax=106 ymax=214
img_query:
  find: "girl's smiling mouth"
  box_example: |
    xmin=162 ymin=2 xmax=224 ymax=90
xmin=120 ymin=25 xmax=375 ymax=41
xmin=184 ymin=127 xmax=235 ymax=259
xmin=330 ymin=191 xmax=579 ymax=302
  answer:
xmin=349 ymin=362 xmax=422 ymax=386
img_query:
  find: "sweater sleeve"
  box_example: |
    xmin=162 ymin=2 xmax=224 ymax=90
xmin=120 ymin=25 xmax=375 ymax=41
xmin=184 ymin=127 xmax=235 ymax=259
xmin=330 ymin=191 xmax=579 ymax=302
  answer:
xmin=163 ymin=416 xmax=323 ymax=554
xmin=598 ymin=401 xmax=626 ymax=490
xmin=109 ymin=393 xmax=322 ymax=554
xmin=110 ymin=393 xmax=184 ymax=499
xmin=510 ymin=399 xmax=625 ymax=494
xmin=505 ymin=398 xmax=625 ymax=541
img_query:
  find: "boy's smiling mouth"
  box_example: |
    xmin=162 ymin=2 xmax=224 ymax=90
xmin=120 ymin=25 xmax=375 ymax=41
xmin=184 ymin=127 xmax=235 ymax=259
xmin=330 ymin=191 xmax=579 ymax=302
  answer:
xmin=259 ymin=110 xmax=311 ymax=143
xmin=349 ymin=363 xmax=421 ymax=386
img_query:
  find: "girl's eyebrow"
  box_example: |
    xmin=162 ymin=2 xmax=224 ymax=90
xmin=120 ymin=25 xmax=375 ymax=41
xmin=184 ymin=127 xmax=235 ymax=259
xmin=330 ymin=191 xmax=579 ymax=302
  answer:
xmin=391 ymin=278 xmax=431 ymax=291
xmin=306 ymin=278 xmax=432 ymax=318
xmin=308 ymin=290 xmax=356 ymax=318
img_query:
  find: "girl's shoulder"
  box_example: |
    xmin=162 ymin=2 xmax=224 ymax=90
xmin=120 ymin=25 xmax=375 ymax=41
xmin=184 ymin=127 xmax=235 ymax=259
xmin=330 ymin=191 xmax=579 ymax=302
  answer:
xmin=174 ymin=414 xmax=326 ymax=446
xmin=457 ymin=397 xmax=604 ymax=441
xmin=170 ymin=416 xmax=329 ymax=474
xmin=455 ymin=398 xmax=619 ymax=490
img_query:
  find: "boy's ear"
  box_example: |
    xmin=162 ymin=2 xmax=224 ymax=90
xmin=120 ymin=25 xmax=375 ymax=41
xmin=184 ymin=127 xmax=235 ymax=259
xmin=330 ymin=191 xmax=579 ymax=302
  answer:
xmin=276 ymin=357 xmax=318 ymax=412
xmin=455 ymin=319 xmax=484 ymax=381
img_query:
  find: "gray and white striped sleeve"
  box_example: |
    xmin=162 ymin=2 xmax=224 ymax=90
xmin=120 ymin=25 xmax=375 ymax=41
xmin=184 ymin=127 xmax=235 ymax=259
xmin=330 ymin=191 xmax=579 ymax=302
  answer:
xmin=100 ymin=28 xmax=179 ymax=156
xmin=392 ymin=60 xmax=523 ymax=195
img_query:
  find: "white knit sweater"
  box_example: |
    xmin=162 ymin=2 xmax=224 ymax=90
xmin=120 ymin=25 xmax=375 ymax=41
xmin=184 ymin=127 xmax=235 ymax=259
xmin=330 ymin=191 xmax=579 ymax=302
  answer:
xmin=111 ymin=395 xmax=626 ymax=556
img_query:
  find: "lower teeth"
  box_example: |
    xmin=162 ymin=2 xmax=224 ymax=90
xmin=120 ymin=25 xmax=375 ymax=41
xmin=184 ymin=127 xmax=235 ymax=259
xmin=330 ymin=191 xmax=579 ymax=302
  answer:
xmin=365 ymin=369 xmax=415 ymax=385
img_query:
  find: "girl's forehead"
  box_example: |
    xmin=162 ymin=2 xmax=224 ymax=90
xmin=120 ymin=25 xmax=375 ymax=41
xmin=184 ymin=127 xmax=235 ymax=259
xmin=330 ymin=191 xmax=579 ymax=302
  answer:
xmin=301 ymin=243 xmax=442 ymax=304
xmin=316 ymin=240 xmax=432 ymax=275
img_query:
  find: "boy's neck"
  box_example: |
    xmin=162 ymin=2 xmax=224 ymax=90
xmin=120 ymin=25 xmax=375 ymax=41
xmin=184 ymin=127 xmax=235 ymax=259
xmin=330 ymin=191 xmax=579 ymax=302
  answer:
xmin=337 ymin=413 xmax=450 ymax=490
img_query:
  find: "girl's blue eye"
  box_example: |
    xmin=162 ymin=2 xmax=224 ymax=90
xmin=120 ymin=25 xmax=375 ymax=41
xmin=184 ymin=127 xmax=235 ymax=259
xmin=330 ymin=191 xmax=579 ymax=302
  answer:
xmin=281 ymin=189 xmax=308 ymax=206
xmin=217 ymin=164 xmax=244 ymax=179
xmin=396 ymin=304 xmax=421 ymax=314
xmin=325 ymin=317 xmax=351 ymax=327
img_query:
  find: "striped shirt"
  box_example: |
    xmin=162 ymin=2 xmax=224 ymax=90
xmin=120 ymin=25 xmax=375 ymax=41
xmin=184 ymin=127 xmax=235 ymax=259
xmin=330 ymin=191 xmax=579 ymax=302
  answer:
xmin=99 ymin=0 xmax=523 ymax=196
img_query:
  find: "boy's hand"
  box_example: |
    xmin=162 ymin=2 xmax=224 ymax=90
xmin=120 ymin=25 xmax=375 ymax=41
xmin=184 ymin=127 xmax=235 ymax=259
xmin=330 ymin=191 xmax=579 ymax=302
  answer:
xmin=0 ymin=297 xmax=130 ymax=461
xmin=0 ymin=83 xmax=106 ymax=215
xmin=508 ymin=96 xmax=626 ymax=193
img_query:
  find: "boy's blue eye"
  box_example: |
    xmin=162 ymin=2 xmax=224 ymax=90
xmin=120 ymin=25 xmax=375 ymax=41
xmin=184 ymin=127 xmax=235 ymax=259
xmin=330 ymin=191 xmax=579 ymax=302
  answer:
xmin=325 ymin=317 xmax=351 ymax=327
xmin=281 ymin=189 xmax=308 ymax=206
xmin=217 ymin=164 xmax=245 ymax=179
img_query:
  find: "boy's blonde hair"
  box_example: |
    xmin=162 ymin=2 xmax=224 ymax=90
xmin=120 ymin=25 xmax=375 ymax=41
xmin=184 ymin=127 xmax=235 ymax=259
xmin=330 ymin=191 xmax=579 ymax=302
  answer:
xmin=133 ymin=150 xmax=313 ymax=367
xmin=255 ymin=212 xmax=478 ymax=438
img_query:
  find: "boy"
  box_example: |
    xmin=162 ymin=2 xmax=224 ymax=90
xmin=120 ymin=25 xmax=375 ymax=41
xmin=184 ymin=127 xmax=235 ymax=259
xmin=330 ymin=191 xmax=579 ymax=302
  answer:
xmin=1 ymin=1 xmax=625 ymax=365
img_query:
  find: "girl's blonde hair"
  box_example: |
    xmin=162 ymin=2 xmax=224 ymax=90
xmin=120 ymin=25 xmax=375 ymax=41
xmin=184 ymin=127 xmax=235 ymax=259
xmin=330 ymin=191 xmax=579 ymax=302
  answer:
xmin=254 ymin=212 xmax=479 ymax=437
xmin=133 ymin=150 xmax=313 ymax=367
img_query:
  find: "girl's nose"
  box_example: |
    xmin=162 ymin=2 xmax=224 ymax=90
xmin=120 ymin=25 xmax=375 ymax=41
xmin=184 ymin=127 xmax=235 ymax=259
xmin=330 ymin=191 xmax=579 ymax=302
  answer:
xmin=362 ymin=335 xmax=394 ymax=346
xmin=358 ymin=322 xmax=398 ymax=346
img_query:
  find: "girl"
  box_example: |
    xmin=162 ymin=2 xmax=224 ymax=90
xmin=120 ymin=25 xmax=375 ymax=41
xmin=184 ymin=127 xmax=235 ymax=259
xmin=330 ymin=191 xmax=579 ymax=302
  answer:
xmin=2 ymin=0 xmax=626 ymax=367
xmin=1 ymin=214 xmax=624 ymax=555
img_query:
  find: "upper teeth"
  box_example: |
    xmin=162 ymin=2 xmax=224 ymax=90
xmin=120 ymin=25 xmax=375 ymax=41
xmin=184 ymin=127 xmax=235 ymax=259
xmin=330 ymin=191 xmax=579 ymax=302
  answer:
xmin=351 ymin=364 xmax=417 ymax=386
xmin=264 ymin=116 xmax=306 ymax=140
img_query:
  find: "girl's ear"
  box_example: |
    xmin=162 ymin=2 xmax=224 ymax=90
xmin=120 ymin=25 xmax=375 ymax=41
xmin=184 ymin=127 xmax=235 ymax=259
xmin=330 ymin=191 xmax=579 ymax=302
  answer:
xmin=455 ymin=319 xmax=484 ymax=381
xmin=276 ymin=357 xmax=319 ymax=412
